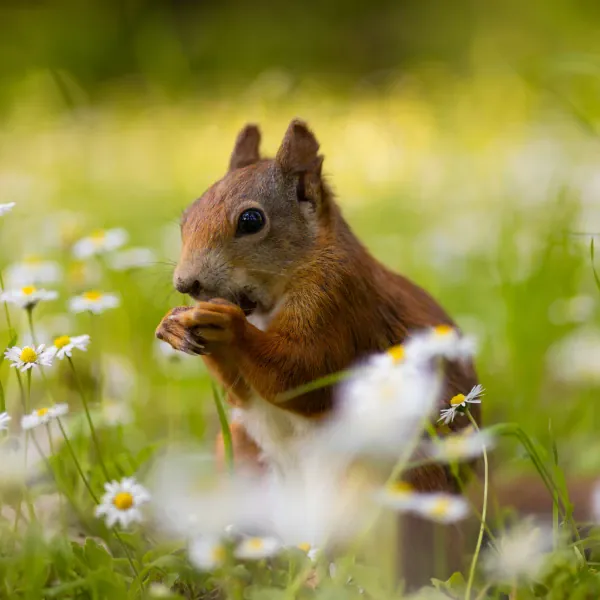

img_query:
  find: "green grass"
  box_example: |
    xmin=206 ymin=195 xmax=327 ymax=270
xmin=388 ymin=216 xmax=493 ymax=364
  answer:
xmin=1 ymin=70 xmax=600 ymax=598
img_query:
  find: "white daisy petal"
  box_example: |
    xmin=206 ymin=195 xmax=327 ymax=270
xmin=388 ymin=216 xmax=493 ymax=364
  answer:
xmin=5 ymin=258 xmax=62 ymax=287
xmin=69 ymin=291 xmax=120 ymax=315
xmin=234 ymin=536 xmax=281 ymax=561
xmin=0 ymin=202 xmax=16 ymax=216
xmin=108 ymin=247 xmax=156 ymax=271
xmin=188 ymin=536 xmax=226 ymax=571
xmin=94 ymin=476 xmax=150 ymax=528
xmin=4 ymin=345 xmax=54 ymax=373
xmin=21 ymin=404 xmax=69 ymax=431
xmin=72 ymin=228 xmax=128 ymax=259
xmin=0 ymin=412 xmax=12 ymax=431
xmin=0 ymin=286 xmax=58 ymax=310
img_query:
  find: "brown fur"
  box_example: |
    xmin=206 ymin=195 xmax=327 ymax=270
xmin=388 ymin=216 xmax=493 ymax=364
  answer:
xmin=156 ymin=119 xmax=479 ymax=488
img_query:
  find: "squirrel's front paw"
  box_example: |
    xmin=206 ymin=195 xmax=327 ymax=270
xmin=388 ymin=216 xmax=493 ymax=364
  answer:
xmin=168 ymin=299 xmax=246 ymax=353
xmin=155 ymin=306 xmax=206 ymax=356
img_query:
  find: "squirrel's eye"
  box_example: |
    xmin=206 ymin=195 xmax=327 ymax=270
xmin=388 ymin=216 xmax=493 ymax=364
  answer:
xmin=236 ymin=208 xmax=265 ymax=236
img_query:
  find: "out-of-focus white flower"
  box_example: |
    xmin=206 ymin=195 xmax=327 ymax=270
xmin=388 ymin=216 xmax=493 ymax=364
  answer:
xmin=404 ymin=325 xmax=476 ymax=365
xmin=327 ymin=355 xmax=442 ymax=458
xmin=0 ymin=286 xmax=58 ymax=310
xmin=103 ymin=355 xmax=136 ymax=400
xmin=0 ymin=436 xmax=43 ymax=492
xmin=4 ymin=345 xmax=53 ymax=372
xmin=147 ymin=583 xmax=173 ymax=598
xmin=438 ymin=384 xmax=484 ymax=425
xmin=69 ymin=291 xmax=119 ymax=314
xmin=100 ymin=399 xmax=134 ymax=426
xmin=235 ymin=536 xmax=281 ymax=560
xmin=5 ymin=257 xmax=62 ymax=287
xmin=21 ymin=404 xmax=69 ymax=430
xmin=0 ymin=202 xmax=15 ymax=216
xmin=49 ymin=334 xmax=90 ymax=360
xmin=482 ymin=521 xmax=554 ymax=583
xmin=109 ymin=247 xmax=156 ymax=271
xmin=188 ymin=535 xmax=226 ymax=571
xmin=375 ymin=481 xmax=421 ymax=513
xmin=0 ymin=412 xmax=10 ymax=431
xmin=411 ymin=493 xmax=470 ymax=524
xmin=67 ymin=260 xmax=102 ymax=287
xmin=72 ymin=228 xmax=128 ymax=259
xmin=296 ymin=542 xmax=320 ymax=562
xmin=95 ymin=477 xmax=150 ymax=528
xmin=547 ymin=328 xmax=600 ymax=384
xmin=427 ymin=427 xmax=494 ymax=462
xmin=549 ymin=295 xmax=595 ymax=325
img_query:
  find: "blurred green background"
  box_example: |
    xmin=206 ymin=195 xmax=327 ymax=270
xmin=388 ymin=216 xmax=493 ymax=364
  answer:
xmin=1 ymin=0 xmax=600 ymax=474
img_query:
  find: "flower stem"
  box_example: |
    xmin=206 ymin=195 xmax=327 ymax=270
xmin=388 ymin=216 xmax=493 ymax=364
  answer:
xmin=465 ymin=410 xmax=489 ymax=600
xmin=67 ymin=357 xmax=110 ymax=480
xmin=26 ymin=307 xmax=36 ymax=345
xmin=15 ymin=370 xmax=26 ymax=412
xmin=56 ymin=418 xmax=99 ymax=504
xmin=0 ymin=269 xmax=15 ymax=337
xmin=56 ymin=419 xmax=139 ymax=581
xmin=211 ymin=380 xmax=234 ymax=473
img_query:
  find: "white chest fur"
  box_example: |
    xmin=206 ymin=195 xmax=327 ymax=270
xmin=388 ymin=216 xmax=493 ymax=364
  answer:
xmin=232 ymin=397 xmax=315 ymax=475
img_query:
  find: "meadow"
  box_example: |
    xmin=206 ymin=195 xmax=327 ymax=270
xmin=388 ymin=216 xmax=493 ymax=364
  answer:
xmin=1 ymin=65 xmax=600 ymax=599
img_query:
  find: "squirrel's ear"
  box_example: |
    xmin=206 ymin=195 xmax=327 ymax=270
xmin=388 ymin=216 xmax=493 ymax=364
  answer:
xmin=228 ymin=124 xmax=261 ymax=171
xmin=275 ymin=119 xmax=321 ymax=174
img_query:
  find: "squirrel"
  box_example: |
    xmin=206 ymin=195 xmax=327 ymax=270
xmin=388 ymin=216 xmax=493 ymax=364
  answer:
xmin=155 ymin=119 xmax=479 ymax=490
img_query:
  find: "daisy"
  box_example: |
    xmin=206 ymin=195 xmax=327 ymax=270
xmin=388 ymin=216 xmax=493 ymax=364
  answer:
xmin=328 ymin=356 xmax=442 ymax=457
xmin=73 ymin=228 xmax=128 ymax=259
xmin=69 ymin=291 xmax=119 ymax=314
xmin=21 ymin=404 xmax=69 ymax=430
xmin=4 ymin=344 xmax=53 ymax=372
xmin=375 ymin=481 xmax=421 ymax=512
xmin=109 ymin=247 xmax=156 ymax=271
xmin=427 ymin=428 xmax=495 ymax=463
xmin=0 ymin=202 xmax=15 ymax=216
xmin=49 ymin=334 xmax=91 ymax=360
xmin=404 ymin=325 xmax=477 ymax=366
xmin=411 ymin=493 xmax=470 ymax=524
xmin=296 ymin=543 xmax=321 ymax=562
xmin=482 ymin=521 xmax=554 ymax=583
xmin=0 ymin=412 xmax=10 ymax=431
xmin=5 ymin=257 xmax=62 ymax=287
xmin=234 ymin=536 xmax=281 ymax=561
xmin=0 ymin=286 xmax=58 ymax=310
xmin=188 ymin=535 xmax=226 ymax=571
xmin=95 ymin=476 xmax=150 ymax=528
xmin=438 ymin=384 xmax=484 ymax=425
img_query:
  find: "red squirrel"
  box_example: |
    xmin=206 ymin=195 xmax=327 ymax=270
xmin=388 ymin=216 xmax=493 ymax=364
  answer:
xmin=156 ymin=119 xmax=479 ymax=489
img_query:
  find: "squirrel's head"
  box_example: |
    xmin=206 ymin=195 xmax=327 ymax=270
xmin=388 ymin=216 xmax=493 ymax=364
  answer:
xmin=174 ymin=119 xmax=330 ymax=315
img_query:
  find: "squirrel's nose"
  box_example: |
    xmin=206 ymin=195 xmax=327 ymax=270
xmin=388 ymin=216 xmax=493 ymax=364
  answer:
xmin=174 ymin=276 xmax=202 ymax=297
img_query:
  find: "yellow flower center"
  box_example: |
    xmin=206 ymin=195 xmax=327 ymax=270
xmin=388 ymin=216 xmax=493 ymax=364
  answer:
xmin=113 ymin=492 xmax=134 ymax=511
xmin=387 ymin=344 xmax=405 ymax=363
xmin=53 ymin=335 xmax=71 ymax=349
xmin=90 ymin=229 xmax=106 ymax=243
xmin=83 ymin=290 xmax=102 ymax=301
xmin=24 ymin=255 xmax=43 ymax=265
xmin=450 ymin=393 xmax=466 ymax=406
xmin=21 ymin=286 xmax=37 ymax=296
xmin=248 ymin=538 xmax=264 ymax=550
xmin=297 ymin=542 xmax=312 ymax=553
xmin=19 ymin=347 xmax=38 ymax=363
xmin=434 ymin=324 xmax=454 ymax=336
xmin=212 ymin=545 xmax=226 ymax=563
xmin=387 ymin=481 xmax=414 ymax=496
xmin=429 ymin=497 xmax=451 ymax=517
xmin=36 ymin=408 xmax=49 ymax=417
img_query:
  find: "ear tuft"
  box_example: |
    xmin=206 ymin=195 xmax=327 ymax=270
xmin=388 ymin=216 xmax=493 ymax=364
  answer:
xmin=229 ymin=124 xmax=261 ymax=171
xmin=276 ymin=119 xmax=320 ymax=173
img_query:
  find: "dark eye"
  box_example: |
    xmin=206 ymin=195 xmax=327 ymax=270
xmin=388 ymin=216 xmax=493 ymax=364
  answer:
xmin=236 ymin=208 xmax=265 ymax=236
